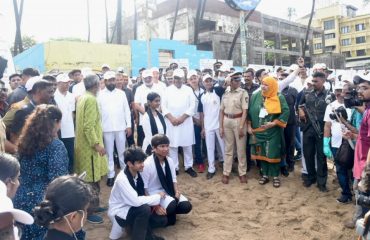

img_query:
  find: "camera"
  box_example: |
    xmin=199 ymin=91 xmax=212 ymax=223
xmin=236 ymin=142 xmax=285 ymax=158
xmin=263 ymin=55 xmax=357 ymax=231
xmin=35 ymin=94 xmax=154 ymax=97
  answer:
xmin=329 ymin=106 xmax=348 ymax=121
xmin=344 ymin=88 xmax=363 ymax=108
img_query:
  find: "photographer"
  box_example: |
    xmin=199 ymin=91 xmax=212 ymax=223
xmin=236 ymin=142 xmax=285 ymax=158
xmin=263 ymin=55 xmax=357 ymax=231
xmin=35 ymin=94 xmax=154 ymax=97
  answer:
xmin=343 ymin=73 xmax=370 ymax=229
xmin=299 ymin=72 xmax=330 ymax=192
xmin=323 ymin=82 xmax=353 ymax=204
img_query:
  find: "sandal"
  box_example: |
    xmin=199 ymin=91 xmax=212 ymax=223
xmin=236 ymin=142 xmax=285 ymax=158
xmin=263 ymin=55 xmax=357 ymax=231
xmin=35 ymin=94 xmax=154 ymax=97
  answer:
xmin=273 ymin=177 xmax=280 ymax=188
xmin=259 ymin=176 xmax=269 ymax=185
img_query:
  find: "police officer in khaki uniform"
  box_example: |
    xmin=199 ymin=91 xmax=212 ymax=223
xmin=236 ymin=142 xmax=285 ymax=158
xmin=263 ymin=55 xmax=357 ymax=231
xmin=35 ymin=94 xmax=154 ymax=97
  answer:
xmin=220 ymin=71 xmax=248 ymax=184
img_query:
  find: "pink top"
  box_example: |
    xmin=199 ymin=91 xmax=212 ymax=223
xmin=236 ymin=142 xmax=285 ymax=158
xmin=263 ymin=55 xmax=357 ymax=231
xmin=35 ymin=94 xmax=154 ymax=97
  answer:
xmin=354 ymin=107 xmax=370 ymax=180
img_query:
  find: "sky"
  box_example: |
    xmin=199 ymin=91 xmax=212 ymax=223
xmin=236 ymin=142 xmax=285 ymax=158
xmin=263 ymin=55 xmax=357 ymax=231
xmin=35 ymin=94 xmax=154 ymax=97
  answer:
xmin=0 ymin=0 xmax=369 ymax=47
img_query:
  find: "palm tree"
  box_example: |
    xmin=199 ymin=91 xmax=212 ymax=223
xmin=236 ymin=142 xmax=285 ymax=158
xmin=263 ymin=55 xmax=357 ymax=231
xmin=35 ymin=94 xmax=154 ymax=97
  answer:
xmin=12 ymin=0 xmax=24 ymax=55
xmin=105 ymin=0 xmax=109 ymax=43
xmin=86 ymin=0 xmax=91 ymax=42
xmin=116 ymin=0 xmax=122 ymax=44
xmin=193 ymin=0 xmax=204 ymax=45
xmin=302 ymin=0 xmax=315 ymax=58
xmin=170 ymin=0 xmax=180 ymax=40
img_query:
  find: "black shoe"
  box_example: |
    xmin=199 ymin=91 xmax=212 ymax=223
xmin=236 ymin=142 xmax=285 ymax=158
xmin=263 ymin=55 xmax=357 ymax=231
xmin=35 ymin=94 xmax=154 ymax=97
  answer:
xmin=281 ymin=167 xmax=289 ymax=177
xmin=206 ymin=172 xmax=216 ymax=180
xmin=185 ymin=168 xmax=198 ymax=178
xmin=288 ymin=165 xmax=294 ymax=172
xmin=107 ymin=177 xmax=115 ymax=187
xmin=176 ymin=170 xmax=179 ymax=176
xmin=146 ymin=234 xmax=165 ymax=240
xmin=336 ymin=195 xmax=352 ymax=204
xmin=303 ymin=179 xmax=316 ymax=188
xmin=318 ymin=185 xmax=329 ymax=192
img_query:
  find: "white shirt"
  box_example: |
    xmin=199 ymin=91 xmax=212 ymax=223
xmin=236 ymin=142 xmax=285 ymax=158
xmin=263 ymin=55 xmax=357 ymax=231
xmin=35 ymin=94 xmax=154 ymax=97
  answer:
xmin=98 ymin=88 xmax=131 ymax=132
xmin=108 ymin=170 xmax=161 ymax=220
xmin=54 ymin=89 xmax=75 ymax=138
xmin=153 ymin=81 xmax=166 ymax=96
xmin=142 ymin=112 xmax=165 ymax=152
xmin=200 ymin=91 xmax=221 ymax=131
xmin=141 ymin=155 xmax=177 ymax=195
xmin=134 ymin=84 xmax=163 ymax=126
xmin=162 ymin=85 xmax=196 ymax=147
xmin=290 ymin=76 xmax=307 ymax=92
xmin=72 ymin=82 xmax=86 ymax=99
xmin=324 ymin=100 xmax=352 ymax=148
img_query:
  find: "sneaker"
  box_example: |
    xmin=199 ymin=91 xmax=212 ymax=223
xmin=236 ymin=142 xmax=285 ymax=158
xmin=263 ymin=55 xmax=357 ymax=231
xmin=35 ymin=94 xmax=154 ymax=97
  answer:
xmin=197 ymin=164 xmax=205 ymax=173
xmin=95 ymin=206 xmax=108 ymax=213
xmin=185 ymin=168 xmax=198 ymax=178
xmin=87 ymin=215 xmax=104 ymax=224
xmin=336 ymin=195 xmax=352 ymax=204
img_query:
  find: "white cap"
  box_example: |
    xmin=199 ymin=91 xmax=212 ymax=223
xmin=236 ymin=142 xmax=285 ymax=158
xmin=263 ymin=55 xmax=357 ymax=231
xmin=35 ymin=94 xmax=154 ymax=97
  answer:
xmin=0 ymin=182 xmax=33 ymax=225
xmin=117 ymin=67 xmax=125 ymax=73
xmin=313 ymin=63 xmax=325 ymax=71
xmin=202 ymin=74 xmax=213 ymax=81
xmin=187 ymin=70 xmax=198 ymax=78
xmin=354 ymin=73 xmax=370 ymax=82
xmin=173 ymin=69 xmax=185 ymax=78
xmin=334 ymin=82 xmax=344 ymax=90
xmin=289 ymin=64 xmax=299 ymax=72
xmin=142 ymin=69 xmax=153 ymax=78
xmin=103 ymin=71 xmax=116 ymax=80
xmin=25 ymin=76 xmax=43 ymax=92
xmin=151 ymin=67 xmax=159 ymax=73
xmin=56 ymin=73 xmax=71 ymax=83
xmin=101 ymin=64 xmax=110 ymax=69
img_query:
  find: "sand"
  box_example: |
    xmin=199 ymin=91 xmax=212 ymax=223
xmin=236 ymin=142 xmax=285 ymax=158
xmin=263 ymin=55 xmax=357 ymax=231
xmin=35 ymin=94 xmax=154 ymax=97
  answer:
xmin=85 ymin=161 xmax=358 ymax=240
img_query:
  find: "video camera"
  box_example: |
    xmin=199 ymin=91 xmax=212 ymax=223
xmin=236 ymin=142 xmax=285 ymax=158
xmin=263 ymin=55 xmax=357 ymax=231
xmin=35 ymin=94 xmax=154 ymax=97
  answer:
xmin=344 ymin=87 xmax=363 ymax=108
xmin=329 ymin=106 xmax=348 ymax=121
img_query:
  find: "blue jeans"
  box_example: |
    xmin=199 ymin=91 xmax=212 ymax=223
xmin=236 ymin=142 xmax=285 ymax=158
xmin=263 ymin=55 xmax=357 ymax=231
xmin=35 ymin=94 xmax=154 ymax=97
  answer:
xmin=332 ymin=147 xmax=352 ymax=199
xmin=193 ymin=124 xmax=203 ymax=164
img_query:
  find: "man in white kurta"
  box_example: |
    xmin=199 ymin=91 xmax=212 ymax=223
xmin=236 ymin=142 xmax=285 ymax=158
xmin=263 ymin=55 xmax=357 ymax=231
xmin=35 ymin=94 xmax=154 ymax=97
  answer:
xmin=98 ymin=71 xmax=132 ymax=186
xmin=161 ymin=69 xmax=197 ymax=177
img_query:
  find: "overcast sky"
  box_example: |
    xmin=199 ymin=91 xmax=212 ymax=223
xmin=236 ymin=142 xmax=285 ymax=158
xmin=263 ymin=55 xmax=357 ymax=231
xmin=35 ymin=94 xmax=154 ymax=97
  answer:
xmin=0 ymin=0 xmax=369 ymax=46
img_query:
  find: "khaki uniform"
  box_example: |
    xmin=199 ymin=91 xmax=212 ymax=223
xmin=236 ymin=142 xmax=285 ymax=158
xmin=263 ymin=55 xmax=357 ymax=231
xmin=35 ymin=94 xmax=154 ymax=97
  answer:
xmin=220 ymin=87 xmax=248 ymax=176
xmin=3 ymin=96 xmax=30 ymax=128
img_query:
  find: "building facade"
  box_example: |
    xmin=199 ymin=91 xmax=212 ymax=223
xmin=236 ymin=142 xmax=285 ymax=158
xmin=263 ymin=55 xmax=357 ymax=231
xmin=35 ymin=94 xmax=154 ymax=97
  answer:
xmin=298 ymin=3 xmax=370 ymax=69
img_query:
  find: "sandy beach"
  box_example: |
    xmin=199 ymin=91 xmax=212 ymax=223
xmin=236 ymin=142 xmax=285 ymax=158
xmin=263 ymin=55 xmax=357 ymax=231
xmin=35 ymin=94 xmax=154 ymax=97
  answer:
xmin=86 ymin=161 xmax=358 ymax=240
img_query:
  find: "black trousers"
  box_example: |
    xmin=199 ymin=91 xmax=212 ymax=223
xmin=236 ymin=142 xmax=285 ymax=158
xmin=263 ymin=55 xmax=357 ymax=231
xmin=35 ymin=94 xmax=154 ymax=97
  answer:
xmin=246 ymin=134 xmax=252 ymax=168
xmin=284 ymin=124 xmax=296 ymax=168
xmin=61 ymin=137 xmax=75 ymax=173
xmin=137 ymin=125 xmax=145 ymax=147
xmin=166 ymin=200 xmax=192 ymax=226
xmin=115 ymin=205 xmax=167 ymax=240
xmin=127 ymin=113 xmax=135 ymax=146
xmin=303 ymin=127 xmax=327 ymax=187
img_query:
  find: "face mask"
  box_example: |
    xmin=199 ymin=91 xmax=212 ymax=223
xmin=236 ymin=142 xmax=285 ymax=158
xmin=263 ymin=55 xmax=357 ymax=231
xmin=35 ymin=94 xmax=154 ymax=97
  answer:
xmin=63 ymin=210 xmax=85 ymax=240
xmin=106 ymin=84 xmax=115 ymax=91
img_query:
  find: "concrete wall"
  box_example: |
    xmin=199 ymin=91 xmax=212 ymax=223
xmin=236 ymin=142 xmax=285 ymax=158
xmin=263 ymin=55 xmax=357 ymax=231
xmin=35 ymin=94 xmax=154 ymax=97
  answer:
xmin=130 ymin=38 xmax=213 ymax=76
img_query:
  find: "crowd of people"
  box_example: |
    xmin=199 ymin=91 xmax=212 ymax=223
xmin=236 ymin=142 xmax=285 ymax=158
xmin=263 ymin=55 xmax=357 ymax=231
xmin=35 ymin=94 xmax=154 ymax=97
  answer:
xmin=1 ymin=57 xmax=370 ymax=239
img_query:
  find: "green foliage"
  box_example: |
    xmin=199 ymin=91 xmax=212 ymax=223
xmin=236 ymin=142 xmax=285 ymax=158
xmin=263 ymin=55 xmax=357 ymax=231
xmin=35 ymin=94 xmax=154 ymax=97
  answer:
xmin=11 ymin=35 xmax=37 ymax=55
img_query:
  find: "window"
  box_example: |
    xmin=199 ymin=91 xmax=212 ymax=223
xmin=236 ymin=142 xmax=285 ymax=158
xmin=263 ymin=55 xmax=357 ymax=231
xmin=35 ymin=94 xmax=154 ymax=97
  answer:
xmin=314 ymin=43 xmax=322 ymax=49
xmin=324 ymin=33 xmax=336 ymax=39
xmin=356 ymin=36 xmax=366 ymax=44
xmin=314 ymin=33 xmax=321 ymax=38
xmin=341 ymin=26 xmax=350 ymax=33
xmin=341 ymin=39 xmax=351 ymax=46
xmin=342 ymin=51 xmax=351 ymax=57
xmin=324 ymin=20 xmax=335 ymax=30
xmin=325 ymin=46 xmax=336 ymax=52
xmin=356 ymin=23 xmax=365 ymax=31
xmin=357 ymin=49 xmax=366 ymax=56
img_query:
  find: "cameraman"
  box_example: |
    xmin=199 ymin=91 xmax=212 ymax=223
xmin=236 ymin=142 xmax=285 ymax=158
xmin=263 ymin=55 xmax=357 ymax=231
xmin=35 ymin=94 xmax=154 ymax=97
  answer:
xmin=323 ymin=82 xmax=353 ymax=204
xmin=299 ymin=71 xmax=330 ymax=192
xmin=343 ymin=73 xmax=370 ymax=229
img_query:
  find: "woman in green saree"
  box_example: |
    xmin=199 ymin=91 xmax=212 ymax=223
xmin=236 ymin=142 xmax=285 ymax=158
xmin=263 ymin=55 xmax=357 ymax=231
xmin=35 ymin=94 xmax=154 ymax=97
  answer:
xmin=248 ymin=76 xmax=289 ymax=188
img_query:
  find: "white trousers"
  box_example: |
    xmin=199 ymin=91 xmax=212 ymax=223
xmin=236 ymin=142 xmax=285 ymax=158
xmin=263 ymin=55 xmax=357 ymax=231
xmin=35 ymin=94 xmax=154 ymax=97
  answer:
xmin=169 ymin=146 xmax=193 ymax=170
xmin=205 ymin=128 xmax=225 ymax=173
xmin=103 ymin=131 xmax=126 ymax=178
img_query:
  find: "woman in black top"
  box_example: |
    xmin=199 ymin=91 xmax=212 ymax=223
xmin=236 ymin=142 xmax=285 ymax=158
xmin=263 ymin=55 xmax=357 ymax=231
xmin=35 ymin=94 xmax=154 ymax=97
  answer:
xmin=33 ymin=175 xmax=92 ymax=240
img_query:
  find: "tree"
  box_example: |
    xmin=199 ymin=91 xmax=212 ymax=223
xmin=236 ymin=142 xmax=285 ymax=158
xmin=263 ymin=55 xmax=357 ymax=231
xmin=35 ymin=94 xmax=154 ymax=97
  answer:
xmin=116 ymin=0 xmax=122 ymax=44
xmin=86 ymin=0 xmax=91 ymax=42
xmin=302 ymin=0 xmax=315 ymax=58
xmin=11 ymin=36 xmax=37 ymax=56
xmin=287 ymin=7 xmax=296 ymax=21
xmin=105 ymin=0 xmax=109 ymax=43
xmin=170 ymin=0 xmax=180 ymax=40
xmin=193 ymin=0 xmax=207 ymax=45
xmin=13 ymin=0 xmax=25 ymax=55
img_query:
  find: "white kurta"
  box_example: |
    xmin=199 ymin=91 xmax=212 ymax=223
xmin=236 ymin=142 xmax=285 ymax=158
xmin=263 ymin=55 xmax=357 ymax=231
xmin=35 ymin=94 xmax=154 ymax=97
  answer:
xmin=162 ymin=85 xmax=196 ymax=147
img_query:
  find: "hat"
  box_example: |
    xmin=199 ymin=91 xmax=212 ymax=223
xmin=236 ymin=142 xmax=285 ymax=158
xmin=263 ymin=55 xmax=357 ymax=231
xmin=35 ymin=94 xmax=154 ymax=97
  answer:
xmin=354 ymin=73 xmax=370 ymax=82
xmin=56 ymin=73 xmax=71 ymax=83
xmin=322 ymin=63 xmax=334 ymax=73
xmin=312 ymin=63 xmax=325 ymax=71
xmin=142 ymin=69 xmax=153 ymax=78
xmin=25 ymin=76 xmax=43 ymax=92
xmin=228 ymin=71 xmax=242 ymax=80
xmin=187 ymin=70 xmax=197 ymax=78
xmin=117 ymin=67 xmax=125 ymax=73
xmin=103 ymin=71 xmax=116 ymax=80
xmin=173 ymin=69 xmax=185 ymax=78
xmin=289 ymin=64 xmax=299 ymax=72
xmin=0 ymin=191 xmax=34 ymax=225
xmin=334 ymin=82 xmax=344 ymax=90
xmin=101 ymin=64 xmax=110 ymax=69
xmin=202 ymin=74 xmax=213 ymax=81
xmin=151 ymin=67 xmax=159 ymax=73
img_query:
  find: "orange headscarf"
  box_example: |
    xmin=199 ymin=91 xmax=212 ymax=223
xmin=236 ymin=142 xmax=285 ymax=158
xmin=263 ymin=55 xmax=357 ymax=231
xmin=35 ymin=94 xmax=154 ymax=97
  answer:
xmin=262 ymin=76 xmax=281 ymax=114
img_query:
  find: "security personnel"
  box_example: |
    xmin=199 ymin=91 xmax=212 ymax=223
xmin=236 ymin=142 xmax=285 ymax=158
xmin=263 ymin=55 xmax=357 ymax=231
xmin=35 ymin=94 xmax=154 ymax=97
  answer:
xmin=298 ymin=71 xmax=330 ymax=192
xmin=220 ymin=72 xmax=248 ymax=184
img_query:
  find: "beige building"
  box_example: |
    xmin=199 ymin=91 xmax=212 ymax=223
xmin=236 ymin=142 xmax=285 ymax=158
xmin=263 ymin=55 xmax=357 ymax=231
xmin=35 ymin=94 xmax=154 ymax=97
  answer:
xmin=298 ymin=3 xmax=370 ymax=69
